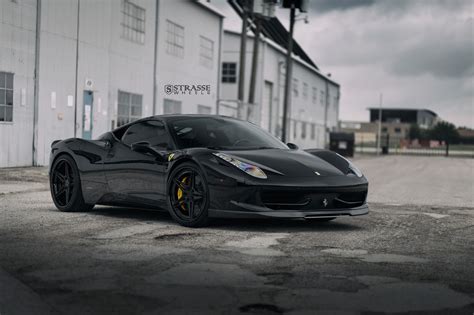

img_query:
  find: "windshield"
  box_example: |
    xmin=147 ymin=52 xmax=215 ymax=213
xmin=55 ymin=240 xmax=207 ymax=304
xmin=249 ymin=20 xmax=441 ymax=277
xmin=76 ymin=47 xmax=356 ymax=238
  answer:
xmin=168 ymin=117 xmax=288 ymax=150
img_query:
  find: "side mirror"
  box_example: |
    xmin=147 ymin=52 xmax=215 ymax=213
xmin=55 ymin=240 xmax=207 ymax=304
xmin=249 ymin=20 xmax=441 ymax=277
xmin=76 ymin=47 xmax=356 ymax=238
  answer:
xmin=103 ymin=140 xmax=112 ymax=149
xmin=287 ymin=142 xmax=299 ymax=150
xmin=131 ymin=142 xmax=167 ymax=161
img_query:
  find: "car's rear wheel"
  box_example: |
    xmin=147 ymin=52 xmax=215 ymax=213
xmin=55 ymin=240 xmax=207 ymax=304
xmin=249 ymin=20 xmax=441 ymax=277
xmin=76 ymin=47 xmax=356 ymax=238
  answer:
xmin=50 ymin=155 xmax=94 ymax=212
xmin=167 ymin=162 xmax=209 ymax=227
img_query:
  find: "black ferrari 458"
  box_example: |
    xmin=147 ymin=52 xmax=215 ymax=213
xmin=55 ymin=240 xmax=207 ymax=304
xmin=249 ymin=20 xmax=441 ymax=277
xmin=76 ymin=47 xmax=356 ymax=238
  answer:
xmin=49 ymin=115 xmax=368 ymax=227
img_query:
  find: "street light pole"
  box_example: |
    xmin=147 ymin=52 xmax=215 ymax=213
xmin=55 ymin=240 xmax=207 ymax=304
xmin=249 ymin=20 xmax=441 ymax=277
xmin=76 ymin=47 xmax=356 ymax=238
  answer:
xmin=377 ymin=93 xmax=383 ymax=156
xmin=281 ymin=3 xmax=295 ymax=143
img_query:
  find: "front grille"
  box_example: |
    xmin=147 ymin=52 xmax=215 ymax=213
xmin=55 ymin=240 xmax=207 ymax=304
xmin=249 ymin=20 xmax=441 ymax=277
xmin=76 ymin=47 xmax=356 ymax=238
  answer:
xmin=260 ymin=187 xmax=367 ymax=210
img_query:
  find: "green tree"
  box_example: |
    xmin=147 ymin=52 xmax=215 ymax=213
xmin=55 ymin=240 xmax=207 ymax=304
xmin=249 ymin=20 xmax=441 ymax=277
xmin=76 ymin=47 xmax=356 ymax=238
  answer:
xmin=408 ymin=124 xmax=421 ymax=140
xmin=429 ymin=121 xmax=460 ymax=144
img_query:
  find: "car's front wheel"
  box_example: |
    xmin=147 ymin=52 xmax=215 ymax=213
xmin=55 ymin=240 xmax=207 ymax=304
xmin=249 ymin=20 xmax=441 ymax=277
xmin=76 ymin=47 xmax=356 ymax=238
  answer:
xmin=50 ymin=155 xmax=94 ymax=212
xmin=167 ymin=162 xmax=210 ymax=227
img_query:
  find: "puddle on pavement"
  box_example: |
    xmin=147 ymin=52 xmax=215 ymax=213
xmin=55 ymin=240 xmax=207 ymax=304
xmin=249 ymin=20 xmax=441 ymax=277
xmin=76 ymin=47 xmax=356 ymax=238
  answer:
xmin=147 ymin=263 xmax=265 ymax=287
xmin=275 ymin=281 xmax=473 ymax=313
xmin=153 ymin=232 xmax=195 ymax=240
xmin=93 ymin=244 xmax=192 ymax=261
xmin=321 ymin=248 xmax=428 ymax=263
xmin=361 ymin=253 xmax=428 ymax=263
xmin=91 ymin=224 xmax=164 ymax=239
xmin=221 ymin=233 xmax=289 ymax=257
xmin=321 ymin=248 xmax=368 ymax=257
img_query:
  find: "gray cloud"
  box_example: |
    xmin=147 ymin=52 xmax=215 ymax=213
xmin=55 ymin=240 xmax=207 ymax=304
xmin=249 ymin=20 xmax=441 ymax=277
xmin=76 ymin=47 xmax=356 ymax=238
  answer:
xmin=391 ymin=38 xmax=474 ymax=78
xmin=308 ymin=0 xmax=471 ymax=16
xmin=307 ymin=0 xmax=376 ymax=14
xmin=211 ymin=0 xmax=474 ymax=127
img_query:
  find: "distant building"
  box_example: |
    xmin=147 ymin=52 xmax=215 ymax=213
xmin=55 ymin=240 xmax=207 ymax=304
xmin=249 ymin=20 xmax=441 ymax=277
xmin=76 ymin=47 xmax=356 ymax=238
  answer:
xmin=0 ymin=0 xmax=223 ymax=167
xmin=368 ymin=108 xmax=438 ymax=129
xmin=341 ymin=108 xmax=440 ymax=145
xmin=457 ymin=127 xmax=474 ymax=144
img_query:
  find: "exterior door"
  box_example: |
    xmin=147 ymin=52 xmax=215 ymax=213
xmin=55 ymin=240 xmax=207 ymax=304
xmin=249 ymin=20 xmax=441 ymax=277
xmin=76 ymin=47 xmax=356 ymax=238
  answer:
xmin=261 ymin=81 xmax=272 ymax=133
xmin=83 ymin=91 xmax=93 ymax=139
xmin=104 ymin=120 xmax=171 ymax=205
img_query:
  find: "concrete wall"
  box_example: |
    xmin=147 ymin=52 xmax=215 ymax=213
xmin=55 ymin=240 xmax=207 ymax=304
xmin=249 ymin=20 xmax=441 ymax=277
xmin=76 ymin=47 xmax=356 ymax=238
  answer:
xmin=220 ymin=31 xmax=340 ymax=149
xmin=0 ymin=0 xmax=37 ymax=167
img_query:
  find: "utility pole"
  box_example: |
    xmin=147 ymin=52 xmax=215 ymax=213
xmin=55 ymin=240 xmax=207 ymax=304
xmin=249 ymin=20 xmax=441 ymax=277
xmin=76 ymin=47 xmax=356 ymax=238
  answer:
xmin=323 ymin=79 xmax=329 ymax=148
xmin=73 ymin=0 xmax=81 ymax=138
xmin=377 ymin=93 xmax=383 ymax=156
xmin=238 ymin=0 xmax=249 ymax=119
xmin=281 ymin=3 xmax=295 ymax=143
xmin=248 ymin=16 xmax=261 ymax=112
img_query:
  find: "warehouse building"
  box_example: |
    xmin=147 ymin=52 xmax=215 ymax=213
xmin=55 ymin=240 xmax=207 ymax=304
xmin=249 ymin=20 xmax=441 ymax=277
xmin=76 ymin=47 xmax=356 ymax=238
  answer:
xmin=1 ymin=0 xmax=339 ymax=168
xmin=0 ymin=0 xmax=223 ymax=167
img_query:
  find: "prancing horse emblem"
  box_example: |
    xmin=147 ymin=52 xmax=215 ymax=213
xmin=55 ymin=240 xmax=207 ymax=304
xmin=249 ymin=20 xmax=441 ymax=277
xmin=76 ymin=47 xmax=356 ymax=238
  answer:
xmin=322 ymin=198 xmax=328 ymax=207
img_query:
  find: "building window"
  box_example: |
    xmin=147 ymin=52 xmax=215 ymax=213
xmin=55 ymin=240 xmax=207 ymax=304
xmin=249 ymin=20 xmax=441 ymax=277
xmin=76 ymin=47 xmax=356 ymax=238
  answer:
xmin=302 ymin=82 xmax=308 ymax=100
xmin=333 ymin=96 xmax=338 ymax=107
xmin=222 ymin=62 xmax=237 ymax=83
xmin=394 ymin=127 xmax=401 ymax=133
xmin=311 ymin=123 xmax=316 ymax=140
xmin=382 ymin=127 xmax=388 ymax=132
xmin=292 ymin=78 xmax=299 ymax=97
xmin=166 ymin=20 xmax=184 ymax=58
xmin=0 ymin=72 xmax=14 ymax=122
xmin=199 ymin=36 xmax=214 ymax=69
xmin=121 ymin=0 xmax=145 ymax=44
xmin=320 ymin=90 xmax=325 ymax=106
xmin=163 ymin=98 xmax=182 ymax=114
xmin=117 ymin=90 xmax=142 ymax=127
xmin=312 ymin=87 xmax=317 ymax=104
xmin=197 ymin=105 xmax=212 ymax=114
xmin=301 ymin=121 xmax=307 ymax=139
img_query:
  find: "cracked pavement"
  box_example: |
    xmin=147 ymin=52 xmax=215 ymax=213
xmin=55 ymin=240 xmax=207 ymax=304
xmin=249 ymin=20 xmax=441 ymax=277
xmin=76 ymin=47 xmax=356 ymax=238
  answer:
xmin=0 ymin=156 xmax=473 ymax=314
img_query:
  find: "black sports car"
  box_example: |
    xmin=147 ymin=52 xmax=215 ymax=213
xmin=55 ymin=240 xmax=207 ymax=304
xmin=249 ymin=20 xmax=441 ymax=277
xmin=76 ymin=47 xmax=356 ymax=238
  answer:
xmin=49 ymin=115 xmax=368 ymax=227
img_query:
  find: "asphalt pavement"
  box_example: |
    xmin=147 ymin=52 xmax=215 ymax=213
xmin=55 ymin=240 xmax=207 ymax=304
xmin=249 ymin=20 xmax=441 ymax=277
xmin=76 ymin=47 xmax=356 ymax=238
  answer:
xmin=0 ymin=155 xmax=473 ymax=314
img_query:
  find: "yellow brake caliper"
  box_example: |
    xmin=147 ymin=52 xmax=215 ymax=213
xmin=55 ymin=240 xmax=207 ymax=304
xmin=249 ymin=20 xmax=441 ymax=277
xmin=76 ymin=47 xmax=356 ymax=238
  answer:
xmin=177 ymin=177 xmax=188 ymax=210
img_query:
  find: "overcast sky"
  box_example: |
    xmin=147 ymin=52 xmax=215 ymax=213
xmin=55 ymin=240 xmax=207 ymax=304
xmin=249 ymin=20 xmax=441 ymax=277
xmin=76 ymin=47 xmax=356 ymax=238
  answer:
xmin=211 ymin=0 xmax=473 ymax=128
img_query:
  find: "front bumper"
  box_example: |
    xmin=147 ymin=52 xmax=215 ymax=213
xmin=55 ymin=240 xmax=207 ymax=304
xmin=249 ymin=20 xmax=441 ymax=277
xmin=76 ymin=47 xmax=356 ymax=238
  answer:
xmin=209 ymin=203 xmax=368 ymax=219
xmin=203 ymin=161 xmax=369 ymax=220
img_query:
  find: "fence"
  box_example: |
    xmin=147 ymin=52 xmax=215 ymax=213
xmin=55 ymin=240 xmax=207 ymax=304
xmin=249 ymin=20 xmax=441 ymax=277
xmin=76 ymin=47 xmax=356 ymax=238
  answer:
xmin=355 ymin=133 xmax=474 ymax=158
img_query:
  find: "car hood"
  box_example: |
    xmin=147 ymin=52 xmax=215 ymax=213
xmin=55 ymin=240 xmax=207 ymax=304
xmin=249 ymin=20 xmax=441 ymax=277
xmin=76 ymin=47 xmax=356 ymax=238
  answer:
xmin=223 ymin=149 xmax=346 ymax=177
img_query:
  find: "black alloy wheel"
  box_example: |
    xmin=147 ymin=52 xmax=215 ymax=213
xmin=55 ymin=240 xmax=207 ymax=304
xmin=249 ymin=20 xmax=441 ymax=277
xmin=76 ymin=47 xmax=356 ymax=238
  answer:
xmin=50 ymin=155 xmax=93 ymax=212
xmin=168 ymin=162 xmax=209 ymax=227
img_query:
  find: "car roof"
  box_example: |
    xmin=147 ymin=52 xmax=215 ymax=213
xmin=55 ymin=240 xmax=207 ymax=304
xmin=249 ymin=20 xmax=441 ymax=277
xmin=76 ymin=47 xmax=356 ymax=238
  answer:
xmin=112 ymin=114 xmax=243 ymax=132
xmin=145 ymin=114 xmax=239 ymax=122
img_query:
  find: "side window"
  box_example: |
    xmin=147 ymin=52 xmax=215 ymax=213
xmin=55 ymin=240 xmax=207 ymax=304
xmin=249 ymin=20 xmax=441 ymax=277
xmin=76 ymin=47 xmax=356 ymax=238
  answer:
xmin=121 ymin=120 xmax=171 ymax=149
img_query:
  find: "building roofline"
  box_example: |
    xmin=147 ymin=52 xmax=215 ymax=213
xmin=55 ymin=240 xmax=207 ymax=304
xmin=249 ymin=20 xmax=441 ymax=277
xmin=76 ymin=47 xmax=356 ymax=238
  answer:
xmin=223 ymin=29 xmax=340 ymax=87
xmin=194 ymin=0 xmax=225 ymax=18
xmin=366 ymin=108 xmax=438 ymax=117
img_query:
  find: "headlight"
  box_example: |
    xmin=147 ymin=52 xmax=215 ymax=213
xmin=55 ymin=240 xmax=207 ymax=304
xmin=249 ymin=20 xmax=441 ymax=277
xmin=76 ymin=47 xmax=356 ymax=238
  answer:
xmin=336 ymin=153 xmax=363 ymax=177
xmin=348 ymin=162 xmax=363 ymax=177
xmin=213 ymin=152 xmax=267 ymax=179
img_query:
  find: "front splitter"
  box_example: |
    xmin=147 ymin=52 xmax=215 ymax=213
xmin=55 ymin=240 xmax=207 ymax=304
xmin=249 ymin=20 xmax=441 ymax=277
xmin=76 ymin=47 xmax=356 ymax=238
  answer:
xmin=208 ymin=203 xmax=369 ymax=219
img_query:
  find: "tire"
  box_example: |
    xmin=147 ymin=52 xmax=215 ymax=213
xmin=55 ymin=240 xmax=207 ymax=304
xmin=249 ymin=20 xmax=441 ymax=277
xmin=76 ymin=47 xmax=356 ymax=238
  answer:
xmin=167 ymin=162 xmax=210 ymax=227
xmin=50 ymin=154 xmax=94 ymax=212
